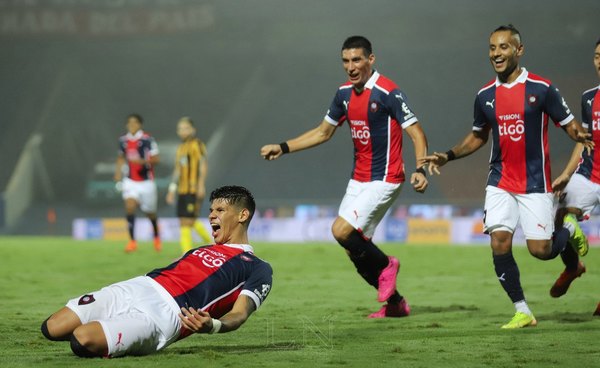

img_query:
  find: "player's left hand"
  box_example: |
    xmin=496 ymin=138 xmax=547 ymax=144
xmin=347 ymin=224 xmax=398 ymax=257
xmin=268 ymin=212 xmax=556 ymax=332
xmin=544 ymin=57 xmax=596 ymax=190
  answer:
xmin=260 ymin=144 xmax=283 ymax=160
xmin=576 ymin=131 xmax=594 ymax=155
xmin=179 ymin=307 xmax=213 ymax=334
xmin=551 ymin=173 xmax=570 ymax=197
xmin=410 ymin=171 xmax=428 ymax=193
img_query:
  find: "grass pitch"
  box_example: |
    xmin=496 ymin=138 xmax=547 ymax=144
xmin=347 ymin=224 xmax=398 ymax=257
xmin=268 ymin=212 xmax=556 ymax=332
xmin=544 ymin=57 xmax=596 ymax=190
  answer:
xmin=0 ymin=236 xmax=598 ymax=368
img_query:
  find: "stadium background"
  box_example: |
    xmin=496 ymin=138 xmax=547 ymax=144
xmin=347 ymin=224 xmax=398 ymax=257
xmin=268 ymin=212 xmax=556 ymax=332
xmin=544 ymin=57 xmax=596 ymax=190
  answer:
xmin=1 ymin=0 xmax=600 ymax=239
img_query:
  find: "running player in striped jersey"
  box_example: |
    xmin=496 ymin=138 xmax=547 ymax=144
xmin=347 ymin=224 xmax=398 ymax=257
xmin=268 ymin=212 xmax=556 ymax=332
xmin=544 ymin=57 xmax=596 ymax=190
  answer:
xmin=41 ymin=186 xmax=272 ymax=358
xmin=423 ymin=25 xmax=594 ymax=328
xmin=550 ymin=38 xmax=600 ymax=315
xmin=114 ymin=114 xmax=161 ymax=253
xmin=261 ymin=36 xmax=429 ymax=318
xmin=166 ymin=117 xmax=212 ymax=253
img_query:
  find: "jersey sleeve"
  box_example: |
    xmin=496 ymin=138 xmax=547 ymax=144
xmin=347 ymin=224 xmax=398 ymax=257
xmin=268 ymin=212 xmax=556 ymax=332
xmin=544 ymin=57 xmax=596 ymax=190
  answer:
xmin=324 ymin=89 xmax=347 ymax=126
xmin=472 ymin=95 xmax=488 ymax=131
xmin=386 ymin=89 xmax=418 ymax=129
xmin=240 ymin=261 xmax=273 ymax=310
xmin=545 ymin=85 xmax=574 ymax=127
xmin=581 ymin=93 xmax=592 ymax=130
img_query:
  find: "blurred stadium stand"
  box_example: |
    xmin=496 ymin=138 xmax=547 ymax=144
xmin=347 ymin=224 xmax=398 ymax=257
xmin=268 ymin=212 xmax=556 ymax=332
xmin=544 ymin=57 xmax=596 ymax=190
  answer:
xmin=1 ymin=0 xmax=599 ymax=234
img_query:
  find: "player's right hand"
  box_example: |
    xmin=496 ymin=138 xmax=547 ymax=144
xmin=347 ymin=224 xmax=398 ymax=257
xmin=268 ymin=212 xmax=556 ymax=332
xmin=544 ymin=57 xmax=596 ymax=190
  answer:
xmin=166 ymin=191 xmax=175 ymax=205
xmin=260 ymin=144 xmax=283 ymax=161
xmin=114 ymin=181 xmax=123 ymax=193
xmin=179 ymin=307 xmax=212 ymax=334
xmin=420 ymin=152 xmax=449 ymax=175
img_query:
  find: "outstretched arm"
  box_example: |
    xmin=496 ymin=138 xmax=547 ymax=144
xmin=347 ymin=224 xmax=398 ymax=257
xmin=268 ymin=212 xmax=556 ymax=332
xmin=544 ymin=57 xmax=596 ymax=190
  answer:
xmin=260 ymin=120 xmax=337 ymax=160
xmin=563 ymin=119 xmax=593 ymax=150
xmin=179 ymin=295 xmax=257 ymax=334
xmin=404 ymin=122 xmax=429 ymax=193
xmin=552 ymin=142 xmax=585 ymax=196
xmin=421 ymin=126 xmax=490 ymax=175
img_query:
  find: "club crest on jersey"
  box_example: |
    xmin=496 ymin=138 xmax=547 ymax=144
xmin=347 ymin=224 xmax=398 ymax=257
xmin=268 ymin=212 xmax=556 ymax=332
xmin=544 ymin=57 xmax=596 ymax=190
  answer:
xmin=527 ymin=94 xmax=537 ymax=106
xmin=78 ymin=294 xmax=96 ymax=305
xmin=369 ymin=101 xmax=379 ymax=112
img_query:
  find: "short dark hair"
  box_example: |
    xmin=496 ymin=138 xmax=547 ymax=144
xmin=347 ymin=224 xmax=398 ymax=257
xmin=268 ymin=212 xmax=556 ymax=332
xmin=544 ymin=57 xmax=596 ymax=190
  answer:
xmin=127 ymin=113 xmax=143 ymax=124
xmin=492 ymin=24 xmax=522 ymax=44
xmin=596 ymin=38 xmax=600 ymax=47
xmin=342 ymin=36 xmax=372 ymax=57
xmin=210 ymin=185 xmax=256 ymax=222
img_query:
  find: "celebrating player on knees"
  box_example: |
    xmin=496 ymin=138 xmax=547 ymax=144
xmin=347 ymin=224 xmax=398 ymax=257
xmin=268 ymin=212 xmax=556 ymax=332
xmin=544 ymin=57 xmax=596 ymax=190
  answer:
xmin=261 ymin=35 xmax=429 ymax=318
xmin=422 ymin=25 xmax=593 ymax=329
xmin=41 ymin=186 xmax=272 ymax=358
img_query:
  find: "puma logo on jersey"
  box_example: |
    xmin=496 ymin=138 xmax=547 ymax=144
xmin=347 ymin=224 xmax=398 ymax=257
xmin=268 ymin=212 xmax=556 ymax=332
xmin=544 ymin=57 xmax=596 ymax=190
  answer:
xmin=588 ymin=99 xmax=594 ymax=107
xmin=486 ymin=99 xmax=495 ymax=109
xmin=537 ymin=223 xmax=547 ymax=231
xmin=498 ymin=273 xmax=506 ymax=282
xmin=343 ymin=100 xmax=349 ymax=111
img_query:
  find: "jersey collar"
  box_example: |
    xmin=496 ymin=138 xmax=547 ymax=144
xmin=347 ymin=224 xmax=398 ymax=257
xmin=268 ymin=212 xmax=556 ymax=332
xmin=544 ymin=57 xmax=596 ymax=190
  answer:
xmin=223 ymin=243 xmax=254 ymax=253
xmin=126 ymin=130 xmax=144 ymax=140
xmin=495 ymin=67 xmax=528 ymax=88
xmin=363 ymin=70 xmax=380 ymax=90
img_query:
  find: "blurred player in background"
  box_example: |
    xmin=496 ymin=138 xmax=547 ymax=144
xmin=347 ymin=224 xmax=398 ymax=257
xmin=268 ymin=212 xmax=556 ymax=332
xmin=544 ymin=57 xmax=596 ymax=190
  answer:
xmin=550 ymin=38 xmax=600 ymax=314
xmin=261 ymin=36 xmax=429 ymax=318
xmin=423 ymin=25 xmax=593 ymax=328
xmin=166 ymin=117 xmax=212 ymax=253
xmin=113 ymin=114 xmax=161 ymax=253
xmin=41 ymin=186 xmax=272 ymax=358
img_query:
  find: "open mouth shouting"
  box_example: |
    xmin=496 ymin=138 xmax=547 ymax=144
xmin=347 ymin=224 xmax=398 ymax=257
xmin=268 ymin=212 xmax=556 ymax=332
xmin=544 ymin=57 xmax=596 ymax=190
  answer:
xmin=210 ymin=223 xmax=220 ymax=239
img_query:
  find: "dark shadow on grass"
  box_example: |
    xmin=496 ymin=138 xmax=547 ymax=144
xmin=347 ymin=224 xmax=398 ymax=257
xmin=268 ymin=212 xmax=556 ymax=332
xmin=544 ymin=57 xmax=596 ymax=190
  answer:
xmin=537 ymin=312 xmax=595 ymax=324
xmin=167 ymin=341 xmax=304 ymax=355
xmin=415 ymin=304 xmax=480 ymax=314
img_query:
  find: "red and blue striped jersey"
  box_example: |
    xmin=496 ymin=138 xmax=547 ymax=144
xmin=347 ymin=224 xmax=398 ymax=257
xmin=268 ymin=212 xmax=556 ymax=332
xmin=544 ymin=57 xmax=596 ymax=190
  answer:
xmin=575 ymin=85 xmax=600 ymax=183
xmin=146 ymin=243 xmax=272 ymax=338
xmin=118 ymin=130 xmax=159 ymax=181
xmin=325 ymin=71 xmax=419 ymax=184
xmin=473 ymin=68 xmax=574 ymax=194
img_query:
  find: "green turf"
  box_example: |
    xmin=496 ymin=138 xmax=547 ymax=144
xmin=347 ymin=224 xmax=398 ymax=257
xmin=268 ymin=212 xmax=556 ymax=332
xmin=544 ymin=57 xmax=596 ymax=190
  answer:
xmin=0 ymin=236 xmax=598 ymax=367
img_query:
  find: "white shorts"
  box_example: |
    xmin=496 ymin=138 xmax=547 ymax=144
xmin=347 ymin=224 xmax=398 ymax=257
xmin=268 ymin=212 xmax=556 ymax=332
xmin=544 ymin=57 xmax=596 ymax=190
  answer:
xmin=122 ymin=178 xmax=157 ymax=213
xmin=483 ymin=185 xmax=555 ymax=240
xmin=338 ymin=179 xmax=403 ymax=238
xmin=66 ymin=276 xmax=181 ymax=357
xmin=562 ymin=173 xmax=600 ymax=220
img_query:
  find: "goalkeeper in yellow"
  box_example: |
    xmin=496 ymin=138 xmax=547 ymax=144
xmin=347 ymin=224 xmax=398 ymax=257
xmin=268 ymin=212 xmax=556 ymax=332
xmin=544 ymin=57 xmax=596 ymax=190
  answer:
xmin=166 ymin=117 xmax=212 ymax=252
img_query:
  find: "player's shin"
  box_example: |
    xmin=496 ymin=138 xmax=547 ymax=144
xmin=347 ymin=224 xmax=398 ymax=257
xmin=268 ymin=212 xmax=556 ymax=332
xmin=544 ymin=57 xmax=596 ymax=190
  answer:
xmin=493 ymin=252 xmax=525 ymax=303
xmin=548 ymin=227 xmax=570 ymax=259
xmin=180 ymin=226 xmax=193 ymax=253
xmin=126 ymin=214 xmax=135 ymax=240
xmin=560 ymin=245 xmax=579 ymax=271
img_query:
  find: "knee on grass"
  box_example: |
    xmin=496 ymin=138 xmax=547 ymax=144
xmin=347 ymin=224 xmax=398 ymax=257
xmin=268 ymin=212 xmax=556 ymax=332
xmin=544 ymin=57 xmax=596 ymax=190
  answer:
xmin=70 ymin=328 xmax=103 ymax=358
xmin=41 ymin=317 xmax=70 ymax=342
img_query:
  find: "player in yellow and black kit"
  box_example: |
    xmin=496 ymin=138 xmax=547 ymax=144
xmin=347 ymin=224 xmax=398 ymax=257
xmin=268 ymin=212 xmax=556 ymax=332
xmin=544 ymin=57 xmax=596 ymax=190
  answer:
xmin=166 ymin=117 xmax=212 ymax=253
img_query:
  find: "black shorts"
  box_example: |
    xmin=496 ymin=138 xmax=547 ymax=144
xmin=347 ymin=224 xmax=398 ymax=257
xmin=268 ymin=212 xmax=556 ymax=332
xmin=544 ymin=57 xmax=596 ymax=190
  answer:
xmin=177 ymin=194 xmax=200 ymax=218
